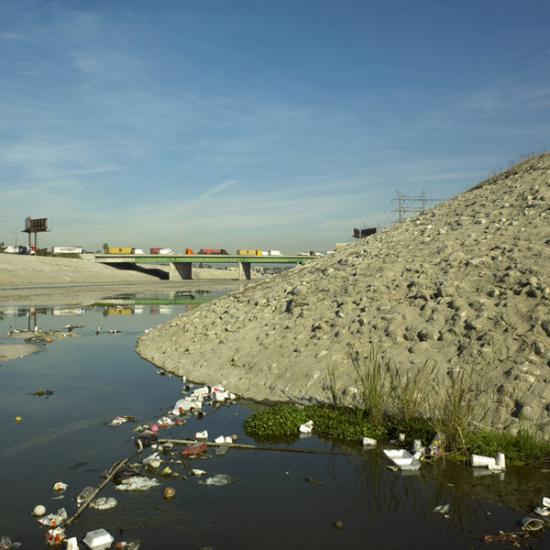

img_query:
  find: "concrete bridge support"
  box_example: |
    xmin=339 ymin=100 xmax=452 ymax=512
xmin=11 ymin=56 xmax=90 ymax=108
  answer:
xmin=238 ymin=262 xmax=252 ymax=280
xmin=170 ymin=262 xmax=193 ymax=280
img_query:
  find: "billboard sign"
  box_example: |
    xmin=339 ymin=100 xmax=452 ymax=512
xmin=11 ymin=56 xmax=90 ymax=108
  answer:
xmin=24 ymin=217 xmax=48 ymax=232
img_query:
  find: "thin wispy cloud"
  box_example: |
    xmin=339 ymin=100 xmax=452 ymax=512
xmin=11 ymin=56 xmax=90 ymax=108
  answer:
xmin=199 ymin=179 xmax=237 ymax=200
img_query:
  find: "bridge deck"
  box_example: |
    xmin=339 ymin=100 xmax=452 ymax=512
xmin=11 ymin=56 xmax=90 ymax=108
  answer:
xmin=94 ymin=254 xmax=313 ymax=264
xmin=93 ymin=253 xmax=314 ymax=280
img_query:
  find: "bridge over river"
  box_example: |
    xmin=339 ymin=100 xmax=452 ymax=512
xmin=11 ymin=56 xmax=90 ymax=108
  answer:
xmin=93 ymin=253 xmax=314 ymax=280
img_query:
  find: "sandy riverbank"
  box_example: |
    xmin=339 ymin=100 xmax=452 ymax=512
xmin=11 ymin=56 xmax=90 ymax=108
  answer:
xmin=137 ymin=153 xmax=550 ymax=436
xmin=0 ymin=342 xmax=41 ymax=362
xmin=0 ymin=253 xmax=255 ymax=305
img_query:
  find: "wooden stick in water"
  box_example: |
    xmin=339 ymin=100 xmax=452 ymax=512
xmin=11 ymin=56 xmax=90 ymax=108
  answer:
xmin=158 ymin=438 xmax=348 ymax=456
xmin=64 ymin=457 xmax=129 ymax=527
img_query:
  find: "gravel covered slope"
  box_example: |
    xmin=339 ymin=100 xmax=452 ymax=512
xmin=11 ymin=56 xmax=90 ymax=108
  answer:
xmin=138 ymin=154 xmax=550 ymax=436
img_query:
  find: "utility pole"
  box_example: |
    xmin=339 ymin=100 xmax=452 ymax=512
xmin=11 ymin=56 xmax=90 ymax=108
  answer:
xmin=392 ymin=190 xmax=438 ymax=222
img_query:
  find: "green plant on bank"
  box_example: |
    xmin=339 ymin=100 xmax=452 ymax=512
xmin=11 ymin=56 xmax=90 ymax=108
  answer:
xmin=466 ymin=430 xmax=550 ymax=465
xmin=388 ymin=359 xmax=435 ymax=425
xmin=431 ymin=366 xmax=482 ymax=456
xmin=244 ymin=403 xmax=386 ymax=443
xmin=245 ymin=346 xmax=550 ymax=464
xmin=325 ymin=364 xmax=341 ymax=409
xmin=348 ymin=344 xmax=388 ymax=425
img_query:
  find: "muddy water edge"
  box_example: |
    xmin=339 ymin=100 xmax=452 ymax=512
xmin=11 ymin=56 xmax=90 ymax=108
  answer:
xmin=0 ymin=292 xmax=549 ymax=549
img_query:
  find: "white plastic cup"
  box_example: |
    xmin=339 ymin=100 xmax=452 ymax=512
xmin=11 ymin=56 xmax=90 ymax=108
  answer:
xmin=495 ymin=452 xmax=506 ymax=470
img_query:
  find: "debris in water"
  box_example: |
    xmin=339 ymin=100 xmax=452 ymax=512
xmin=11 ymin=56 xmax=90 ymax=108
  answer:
xmin=32 ymin=504 xmax=46 ymax=517
xmin=520 ymin=517 xmax=544 ymax=532
xmin=53 ymin=481 xmax=68 ymax=492
xmin=0 ymin=536 xmax=22 ymax=549
xmin=115 ymin=476 xmax=160 ymax=492
xmin=201 ymin=474 xmax=234 ymax=487
xmin=37 ymin=507 xmax=67 ymax=527
xmin=163 ymin=487 xmax=176 ymax=499
xmin=182 ymin=443 xmax=208 ymax=457
xmin=31 ymin=389 xmax=54 ymax=398
xmin=383 ymin=449 xmax=421 ymax=471
xmin=82 ymin=528 xmax=114 ymax=549
xmin=109 ymin=415 xmax=136 ymax=426
xmin=76 ymin=487 xmax=95 ymax=506
xmin=45 ymin=527 xmax=65 ymax=547
xmin=298 ymin=420 xmax=313 ymax=434
xmin=89 ymin=497 xmax=118 ymax=510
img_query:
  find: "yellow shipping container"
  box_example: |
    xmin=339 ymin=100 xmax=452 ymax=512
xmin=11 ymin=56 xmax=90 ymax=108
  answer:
xmin=237 ymin=249 xmax=261 ymax=256
xmin=107 ymin=247 xmax=133 ymax=254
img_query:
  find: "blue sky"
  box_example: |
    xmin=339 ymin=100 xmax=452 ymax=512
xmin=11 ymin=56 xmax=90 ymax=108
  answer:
xmin=1 ymin=0 xmax=549 ymax=253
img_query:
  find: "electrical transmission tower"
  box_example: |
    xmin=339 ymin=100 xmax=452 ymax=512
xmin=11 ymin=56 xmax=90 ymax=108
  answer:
xmin=392 ymin=190 xmax=438 ymax=222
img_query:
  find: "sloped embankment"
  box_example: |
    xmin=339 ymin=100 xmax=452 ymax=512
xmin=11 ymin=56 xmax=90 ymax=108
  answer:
xmin=138 ymin=154 xmax=550 ymax=436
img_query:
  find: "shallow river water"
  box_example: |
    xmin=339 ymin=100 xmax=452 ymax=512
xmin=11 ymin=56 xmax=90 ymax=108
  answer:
xmin=0 ymin=292 xmax=549 ymax=549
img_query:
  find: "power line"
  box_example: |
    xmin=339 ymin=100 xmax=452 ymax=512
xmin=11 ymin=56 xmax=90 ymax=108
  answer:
xmin=391 ymin=190 xmax=439 ymax=222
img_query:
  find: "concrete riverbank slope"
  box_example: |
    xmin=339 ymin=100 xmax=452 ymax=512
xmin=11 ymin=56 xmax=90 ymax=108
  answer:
xmin=138 ymin=154 xmax=550 ymax=435
xmin=0 ymin=254 xmax=156 ymax=286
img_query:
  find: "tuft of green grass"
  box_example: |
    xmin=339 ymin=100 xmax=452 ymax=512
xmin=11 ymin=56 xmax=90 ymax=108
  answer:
xmin=388 ymin=359 xmax=435 ymax=425
xmin=431 ymin=367 xmax=480 ymax=455
xmin=348 ymin=345 xmax=389 ymax=424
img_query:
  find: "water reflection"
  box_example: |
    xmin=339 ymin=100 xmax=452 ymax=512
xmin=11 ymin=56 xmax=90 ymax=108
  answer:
xmin=0 ymin=290 xmax=218 ymax=324
xmin=0 ymin=296 xmax=549 ymax=549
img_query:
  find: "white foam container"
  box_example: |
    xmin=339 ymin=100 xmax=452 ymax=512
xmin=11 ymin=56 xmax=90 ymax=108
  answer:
xmin=471 ymin=454 xmax=496 ymax=468
xmin=82 ymin=528 xmax=114 ymax=550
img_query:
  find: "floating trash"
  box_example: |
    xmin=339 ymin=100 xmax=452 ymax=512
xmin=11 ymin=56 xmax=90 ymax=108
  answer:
xmin=433 ymin=504 xmax=450 ymax=515
xmin=31 ymin=389 xmax=54 ymax=398
xmin=520 ymin=517 xmax=544 ymax=532
xmin=182 ymin=443 xmax=208 ymax=457
xmin=32 ymin=504 xmax=46 ymax=517
xmin=383 ymin=449 xmax=421 ymax=471
xmin=90 ymin=497 xmax=118 ymax=511
xmin=115 ymin=476 xmax=160 ymax=492
xmin=37 ymin=507 xmax=67 ymax=528
xmin=214 ymin=435 xmax=233 ymax=445
xmin=134 ymin=434 xmax=158 ymax=452
xmin=109 ymin=416 xmax=136 ymax=426
xmin=45 ymin=527 xmax=65 ymax=547
xmin=82 ymin=528 xmax=114 ymax=549
xmin=163 ymin=487 xmax=176 ymax=499
xmin=142 ymin=452 xmax=162 ymax=468
xmin=76 ymin=486 xmax=95 ymax=506
xmin=201 ymin=474 xmax=235 ymax=487
xmin=471 ymin=453 xmax=506 ymax=471
xmin=53 ymin=481 xmax=68 ymax=492
xmin=299 ymin=420 xmax=313 ymax=434
xmin=362 ymin=437 xmax=377 ymax=447
xmin=0 ymin=536 xmax=22 ymax=549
